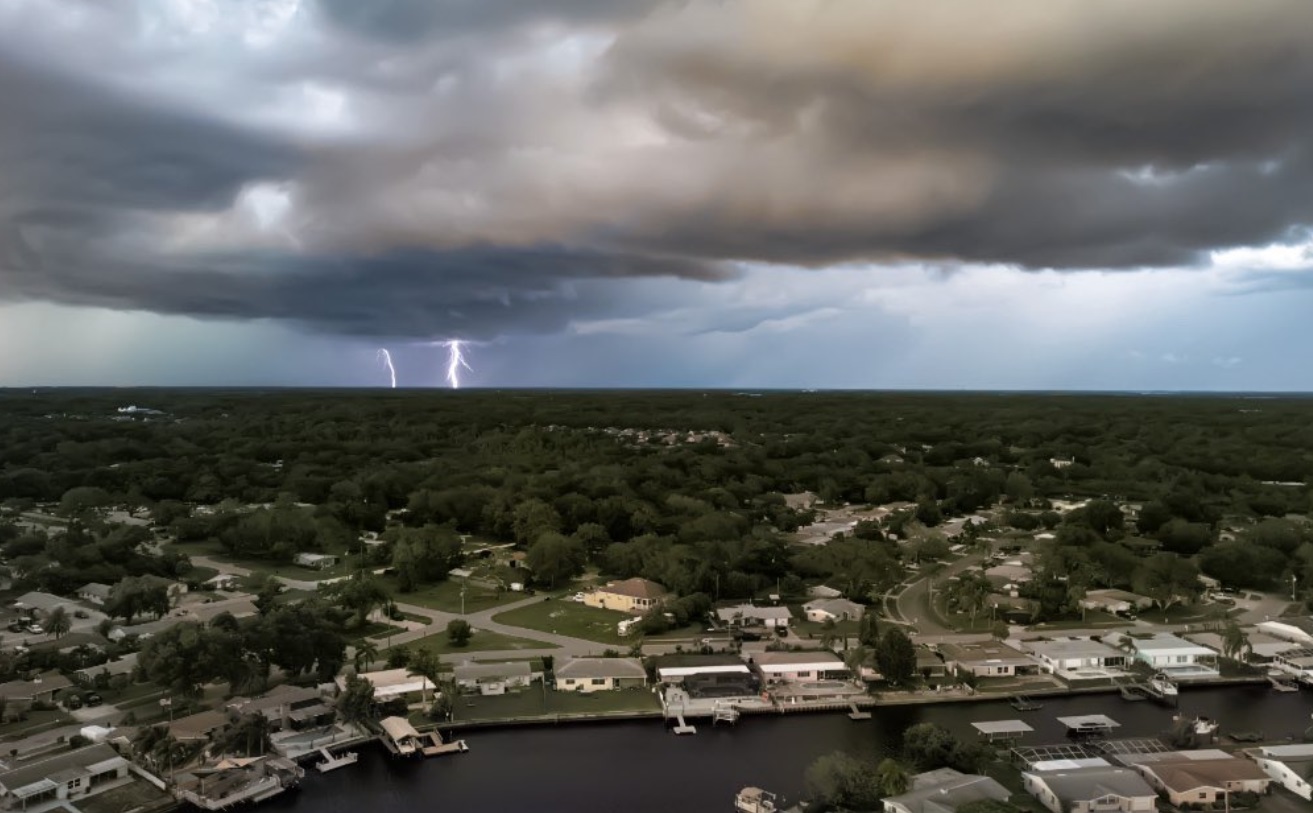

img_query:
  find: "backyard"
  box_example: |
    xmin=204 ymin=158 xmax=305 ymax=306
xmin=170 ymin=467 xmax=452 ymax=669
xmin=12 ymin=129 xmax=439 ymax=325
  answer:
xmin=403 ymin=628 xmax=556 ymax=658
xmin=439 ymin=685 xmax=660 ymax=724
xmin=380 ymin=577 xmax=526 ymax=615
xmin=492 ymin=600 xmax=631 ymax=646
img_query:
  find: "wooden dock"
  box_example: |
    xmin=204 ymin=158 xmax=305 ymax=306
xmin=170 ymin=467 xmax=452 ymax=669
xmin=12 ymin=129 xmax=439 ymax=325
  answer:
xmin=421 ymin=731 xmax=469 ymax=756
xmin=847 ymin=703 xmax=871 ymax=721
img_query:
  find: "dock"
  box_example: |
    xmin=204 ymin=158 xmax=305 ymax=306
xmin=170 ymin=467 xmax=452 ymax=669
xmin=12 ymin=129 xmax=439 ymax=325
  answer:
xmin=1058 ymin=714 xmax=1121 ymax=738
xmin=713 ymin=703 xmax=741 ymax=726
xmin=847 ymin=703 xmax=871 ymax=721
xmin=1115 ymin=679 xmax=1176 ymax=706
xmin=1009 ymin=694 xmax=1043 ymax=711
xmin=671 ymin=712 xmax=697 ymax=735
xmin=972 ymin=719 xmax=1033 ymax=743
xmin=1269 ymin=674 xmax=1300 ymax=693
xmin=421 ymin=732 xmax=469 ymax=756
xmin=315 ymin=747 xmax=359 ymax=773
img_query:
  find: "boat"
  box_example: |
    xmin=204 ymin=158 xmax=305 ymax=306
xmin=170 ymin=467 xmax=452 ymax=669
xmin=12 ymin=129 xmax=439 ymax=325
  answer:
xmin=1268 ymin=672 xmax=1300 ymax=692
xmin=1148 ymin=673 xmax=1179 ymax=697
xmin=735 ymin=787 xmax=778 ymax=813
xmin=1009 ymin=694 xmax=1043 ymax=711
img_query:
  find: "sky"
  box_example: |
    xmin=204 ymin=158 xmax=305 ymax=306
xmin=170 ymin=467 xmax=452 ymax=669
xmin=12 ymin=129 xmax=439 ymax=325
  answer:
xmin=2 ymin=0 xmax=1313 ymax=390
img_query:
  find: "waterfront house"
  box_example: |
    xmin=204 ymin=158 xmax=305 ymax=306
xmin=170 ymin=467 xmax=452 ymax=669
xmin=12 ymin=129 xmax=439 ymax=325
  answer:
xmin=1185 ymin=630 xmax=1294 ymax=664
xmin=554 ymin=658 xmax=647 ymax=692
xmin=1272 ymin=647 xmax=1313 ymax=683
xmin=1247 ymin=744 xmax=1313 ymax=800
xmin=1021 ymin=638 xmax=1128 ymax=677
xmin=654 ymin=654 xmax=757 ymax=696
xmin=1078 ymin=589 xmax=1153 ymax=616
xmin=802 ymin=598 xmax=864 ymax=623
xmin=939 ymin=641 xmax=1038 ymax=678
xmin=749 ymin=651 xmax=848 ymax=685
xmin=583 ymin=578 xmax=669 ymax=614
xmin=338 ymin=668 xmax=434 ymax=704
xmin=0 ymin=743 xmax=131 ymax=810
xmin=1117 ymin=750 xmax=1270 ymax=806
xmin=227 ymin=684 xmax=331 ymax=731
xmin=716 ymin=604 xmax=793 ymax=629
xmin=452 ymin=661 xmax=535 ymax=695
xmin=174 ymin=755 xmax=303 ymax=809
xmin=1256 ymin=618 xmax=1313 ymax=647
xmin=914 ymin=647 xmax=947 ymax=679
xmin=882 ymin=768 xmax=1010 ymax=813
xmin=76 ymin=583 xmax=112 ymax=606
xmin=1127 ymin=633 xmax=1219 ymax=677
xmin=169 ymin=709 xmax=231 ymax=743
xmin=293 ymin=552 xmax=338 ymax=569
xmin=1022 ymin=765 xmax=1157 ymax=813
xmin=379 ymin=716 xmax=426 ymax=756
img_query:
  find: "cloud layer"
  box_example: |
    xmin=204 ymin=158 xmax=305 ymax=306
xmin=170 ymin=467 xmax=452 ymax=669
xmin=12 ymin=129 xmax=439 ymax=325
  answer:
xmin=1 ymin=0 xmax=1312 ymax=341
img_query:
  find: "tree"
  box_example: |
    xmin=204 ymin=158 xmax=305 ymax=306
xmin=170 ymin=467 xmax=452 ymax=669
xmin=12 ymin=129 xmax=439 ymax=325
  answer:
xmin=903 ymin=722 xmax=958 ymax=770
xmin=1221 ymin=620 xmax=1250 ymax=661
xmin=875 ymin=758 xmax=910 ymax=797
xmin=337 ymin=673 xmax=376 ymax=726
xmin=410 ymin=648 xmax=441 ymax=703
xmin=45 ymin=606 xmax=71 ymax=640
xmin=875 ymin=627 xmax=916 ymax=686
xmin=446 ymin=619 xmax=472 ymax=647
xmin=1134 ymin=553 xmax=1201 ymax=609
xmin=525 ymin=531 xmax=586 ymax=588
xmin=857 ymin=613 xmax=881 ymax=648
xmin=354 ymin=639 xmax=379 ymax=673
xmin=805 ymin=751 xmax=883 ymax=811
xmin=390 ymin=525 xmax=463 ymax=591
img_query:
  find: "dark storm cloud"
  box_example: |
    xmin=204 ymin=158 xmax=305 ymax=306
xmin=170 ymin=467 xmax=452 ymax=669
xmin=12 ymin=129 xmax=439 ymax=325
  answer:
xmin=314 ymin=0 xmax=655 ymax=43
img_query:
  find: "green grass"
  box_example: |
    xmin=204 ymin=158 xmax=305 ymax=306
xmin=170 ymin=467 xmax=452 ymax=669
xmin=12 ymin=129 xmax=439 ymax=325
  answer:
xmin=492 ymin=601 xmax=631 ymax=645
xmin=405 ymin=628 xmax=556 ymax=657
xmin=447 ymin=686 xmax=660 ymax=723
xmin=344 ymin=622 xmax=406 ymax=643
xmin=0 ymin=708 xmax=72 ymax=739
xmin=170 ymin=540 xmax=358 ymax=581
xmin=381 ymin=577 xmax=527 ymax=614
xmin=1135 ymin=603 xmax=1231 ymax=625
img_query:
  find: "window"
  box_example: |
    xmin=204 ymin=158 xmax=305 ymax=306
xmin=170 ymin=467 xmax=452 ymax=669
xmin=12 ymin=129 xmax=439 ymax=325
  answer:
xmin=591 ymin=678 xmax=606 ymax=685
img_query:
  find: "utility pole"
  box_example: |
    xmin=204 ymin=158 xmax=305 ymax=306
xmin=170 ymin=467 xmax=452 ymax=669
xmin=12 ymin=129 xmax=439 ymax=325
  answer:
xmin=1293 ymin=574 xmax=1299 ymax=603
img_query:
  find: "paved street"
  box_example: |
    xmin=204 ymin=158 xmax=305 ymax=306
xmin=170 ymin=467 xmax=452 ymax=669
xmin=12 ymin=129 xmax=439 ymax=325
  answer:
xmin=890 ymin=552 xmax=986 ymax=635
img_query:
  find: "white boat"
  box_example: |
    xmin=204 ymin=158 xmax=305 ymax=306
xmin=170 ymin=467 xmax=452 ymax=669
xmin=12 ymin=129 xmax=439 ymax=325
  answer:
xmin=735 ymin=786 xmax=778 ymax=813
xmin=1149 ymin=673 xmax=1179 ymax=697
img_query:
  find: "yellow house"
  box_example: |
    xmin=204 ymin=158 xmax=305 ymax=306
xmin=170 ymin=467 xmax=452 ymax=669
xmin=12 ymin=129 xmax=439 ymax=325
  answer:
xmin=583 ymin=578 xmax=668 ymax=614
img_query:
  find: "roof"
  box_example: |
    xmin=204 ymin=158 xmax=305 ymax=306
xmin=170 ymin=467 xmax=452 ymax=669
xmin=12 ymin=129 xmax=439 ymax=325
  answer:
xmin=1023 ymin=638 xmax=1124 ymax=660
xmin=802 ymin=598 xmax=864 ymax=615
xmin=0 ymin=672 xmax=72 ymax=701
xmin=1083 ymin=589 xmax=1150 ymax=604
xmin=453 ymin=661 xmax=532 ymax=682
xmin=654 ymin=653 xmax=749 ymax=676
xmin=1134 ymin=756 xmax=1270 ymax=791
xmin=76 ymin=653 xmax=139 ymax=681
xmin=78 ymin=583 xmax=112 ymax=598
xmin=1057 ymin=715 xmax=1121 ymax=730
xmin=939 ymin=640 xmax=1034 ymax=665
xmin=13 ymin=592 xmax=74 ymax=613
xmin=1025 ymin=766 xmax=1156 ymax=805
xmin=1132 ymin=633 xmax=1216 ymax=656
xmin=596 ymin=578 xmax=667 ymax=600
xmin=972 ymin=720 xmax=1033 ymax=736
xmin=339 ymin=668 xmax=433 ymax=697
xmin=188 ymin=598 xmax=259 ymax=624
xmin=379 ymin=716 xmax=419 ymax=741
xmin=555 ymin=657 xmax=646 ymax=681
xmin=228 ymin=684 xmax=322 ymax=715
xmin=716 ymin=605 xmax=793 ymax=622
xmin=750 ymin=650 xmax=844 ymax=667
xmin=0 ymin=744 xmax=125 ymax=794
xmin=884 ymin=769 xmax=1009 ymax=813
xmin=169 ymin=709 xmax=230 ymax=741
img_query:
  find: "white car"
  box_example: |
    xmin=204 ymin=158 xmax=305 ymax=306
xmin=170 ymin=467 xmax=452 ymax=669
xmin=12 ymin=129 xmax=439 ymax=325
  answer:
xmin=26 ymin=624 xmax=43 ymax=635
xmin=571 ymin=592 xmax=586 ymax=602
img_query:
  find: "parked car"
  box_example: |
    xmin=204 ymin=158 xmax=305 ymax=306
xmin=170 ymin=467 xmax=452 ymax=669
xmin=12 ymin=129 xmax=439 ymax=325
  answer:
xmin=74 ymin=609 xmax=89 ymax=619
xmin=65 ymin=695 xmax=83 ymax=710
xmin=82 ymin=693 xmax=102 ymax=706
xmin=26 ymin=624 xmax=43 ymax=635
xmin=6 ymin=622 xmax=23 ymax=633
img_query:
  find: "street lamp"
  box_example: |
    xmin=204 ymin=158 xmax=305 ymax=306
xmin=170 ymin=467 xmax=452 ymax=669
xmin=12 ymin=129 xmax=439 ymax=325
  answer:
xmin=1293 ymin=574 xmax=1299 ymax=603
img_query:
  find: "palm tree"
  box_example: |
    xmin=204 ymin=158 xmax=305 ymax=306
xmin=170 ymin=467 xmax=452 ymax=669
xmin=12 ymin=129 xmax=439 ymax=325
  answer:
xmin=46 ymin=607 xmax=71 ymax=640
xmin=1221 ymin=621 xmax=1250 ymax=662
xmin=409 ymin=649 xmax=440 ymax=704
xmin=876 ymin=758 xmax=910 ymax=797
xmin=354 ymin=640 xmax=379 ymax=673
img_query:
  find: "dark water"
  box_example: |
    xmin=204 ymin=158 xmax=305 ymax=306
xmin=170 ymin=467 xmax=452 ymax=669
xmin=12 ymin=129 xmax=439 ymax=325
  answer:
xmin=264 ymin=687 xmax=1313 ymax=813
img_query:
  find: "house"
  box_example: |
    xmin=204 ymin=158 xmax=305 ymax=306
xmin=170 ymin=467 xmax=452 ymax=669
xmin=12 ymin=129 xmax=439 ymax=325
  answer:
xmin=75 ymin=653 xmax=139 ymax=684
xmin=77 ymin=583 xmax=112 ymax=606
xmin=1022 ymin=765 xmax=1158 ymax=813
xmin=1256 ymin=618 xmax=1313 ymax=647
xmin=583 ymin=578 xmax=668 ymax=613
xmin=1272 ymin=647 xmax=1313 ymax=684
xmin=337 ymin=668 xmax=433 ymax=704
xmin=914 ymin=648 xmax=947 ymax=679
xmin=292 ymin=552 xmax=338 ymax=570
xmin=1128 ymin=633 xmax=1219 ymax=677
xmin=749 ymin=651 xmax=849 ymax=684
xmin=0 ymin=672 xmax=72 ymax=715
xmin=883 ymin=768 xmax=1010 ymax=813
xmin=1248 ymin=743 xmax=1313 ymax=800
xmin=452 ymin=661 xmax=535 ymax=695
xmin=807 ymin=585 xmax=843 ymax=599
xmin=1118 ymin=750 xmax=1270 ymax=806
xmin=803 ymin=598 xmax=865 ymax=623
xmin=187 ymin=597 xmax=259 ymax=625
xmin=107 ymin=614 xmax=185 ymax=642
xmin=654 ymin=654 xmax=754 ymax=685
xmin=227 ymin=685 xmax=331 ymax=731
xmin=1185 ymin=630 xmax=1294 ymax=664
xmin=1079 ymin=589 xmax=1153 ymax=615
xmin=939 ymin=641 xmax=1039 ymax=678
xmin=715 ymin=604 xmax=793 ymax=629
xmin=204 ymin=574 xmax=241 ymax=591
xmin=983 ymin=562 xmax=1034 ymax=592
xmin=554 ymin=658 xmax=647 ymax=692
xmin=1022 ymin=638 xmax=1128 ymax=676
xmin=12 ymin=592 xmax=76 ymax=617
xmin=168 ymin=709 xmax=231 ymax=743
xmin=0 ymin=743 xmax=130 ymax=810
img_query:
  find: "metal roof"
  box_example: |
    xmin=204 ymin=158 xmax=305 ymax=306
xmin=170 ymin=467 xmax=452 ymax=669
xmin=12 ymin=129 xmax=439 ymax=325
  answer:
xmin=972 ymin=720 xmax=1034 ymax=735
xmin=1058 ymin=714 xmax=1121 ymax=729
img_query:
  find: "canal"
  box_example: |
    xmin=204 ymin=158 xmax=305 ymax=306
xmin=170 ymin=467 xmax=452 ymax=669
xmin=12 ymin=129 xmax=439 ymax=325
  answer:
xmin=263 ymin=686 xmax=1313 ymax=813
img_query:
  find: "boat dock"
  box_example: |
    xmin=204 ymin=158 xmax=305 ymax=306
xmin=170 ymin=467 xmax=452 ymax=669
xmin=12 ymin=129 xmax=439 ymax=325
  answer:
xmin=315 ymin=747 xmax=359 ymax=773
xmin=972 ymin=719 xmax=1034 ymax=743
xmin=1268 ymin=673 xmax=1300 ymax=692
xmin=1058 ymin=714 xmax=1121 ymax=738
xmin=421 ymin=731 xmax=469 ymax=756
xmin=847 ymin=703 xmax=871 ymax=721
xmin=1009 ymin=694 xmax=1043 ymax=711
xmin=1115 ymin=679 xmax=1176 ymax=706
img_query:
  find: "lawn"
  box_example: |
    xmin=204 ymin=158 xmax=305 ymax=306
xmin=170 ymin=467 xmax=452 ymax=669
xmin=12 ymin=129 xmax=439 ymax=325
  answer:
xmin=405 ymin=628 xmax=556 ymax=657
xmin=343 ymin=622 xmax=406 ymax=644
xmin=0 ymin=708 xmax=72 ymax=739
xmin=492 ymin=600 xmax=630 ymax=645
xmin=170 ymin=540 xmax=358 ymax=581
xmin=1135 ymin=602 xmax=1235 ymax=625
xmin=79 ymin=780 xmax=173 ymax=813
xmin=379 ymin=576 xmax=526 ymax=614
xmin=444 ymin=686 xmax=660 ymax=724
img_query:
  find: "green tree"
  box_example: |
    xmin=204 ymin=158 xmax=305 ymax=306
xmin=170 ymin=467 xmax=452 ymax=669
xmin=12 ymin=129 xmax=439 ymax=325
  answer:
xmin=354 ymin=639 xmax=379 ymax=673
xmin=857 ymin=613 xmax=881 ymax=648
xmin=45 ymin=606 xmax=71 ymax=640
xmin=1221 ymin=620 xmax=1250 ymax=661
xmin=410 ymin=648 xmax=441 ymax=703
xmin=903 ymin=722 xmax=957 ymax=770
xmin=337 ymin=673 xmax=376 ymax=726
xmin=446 ymin=619 xmax=473 ymax=647
xmin=875 ymin=758 xmax=911 ymax=797
xmin=526 ymin=531 xmax=586 ymax=588
xmin=805 ymin=751 xmax=883 ymax=811
xmin=875 ymin=627 xmax=916 ymax=686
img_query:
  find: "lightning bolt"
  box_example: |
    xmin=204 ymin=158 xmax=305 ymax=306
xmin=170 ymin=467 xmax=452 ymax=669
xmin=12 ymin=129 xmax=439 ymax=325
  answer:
xmin=444 ymin=340 xmax=472 ymax=389
xmin=377 ymin=348 xmax=397 ymax=388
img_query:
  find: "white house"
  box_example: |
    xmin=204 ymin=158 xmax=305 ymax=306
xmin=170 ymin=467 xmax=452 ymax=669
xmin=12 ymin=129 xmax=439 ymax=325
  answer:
xmin=750 ymin=651 xmax=849 ymax=684
xmin=1021 ymin=638 xmax=1128 ymax=676
xmin=451 ymin=661 xmax=536 ymax=695
xmin=939 ymin=641 xmax=1039 ymax=678
xmin=293 ymin=552 xmax=338 ymax=569
xmin=1023 ymin=765 xmax=1157 ymax=813
xmin=337 ymin=668 xmax=434 ymax=703
xmin=0 ymin=743 xmax=131 ymax=810
xmin=716 ymin=604 xmax=793 ymax=629
xmin=1129 ymin=633 xmax=1219 ymax=677
xmin=654 ymin=654 xmax=753 ymax=684
xmin=1272 ymin=647 xmax=1313 ymax=684
xmin=1248 ymin=744 xmax=1313 ymax=800
xmin=77 ymin=583 xmax=112 ymax=606
xmin=882 ymin=768 xmax=1009 ymax=813
xmin=803 ymin=598 xmax=865 ymax=623
xmin=554 ymin=658 xmax=647 ymax=693
xmin=1078 ymin=589 xmax=1153 ymax=615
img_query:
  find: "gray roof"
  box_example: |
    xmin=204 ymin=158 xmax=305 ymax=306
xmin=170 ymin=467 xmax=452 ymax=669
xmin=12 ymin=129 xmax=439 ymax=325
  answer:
xmin=0 ymin=672 xmax=72 ymax=701
xmin=654 ymin=653 xmax=747 ymax=670
xmin=555 ymin=658 xmax=646 ymax=681
xmin=716 ymin=605 xmax=792 ymax=622
xmin=76 ymin=653 xmax=139 ymax=680
xmin=0 ymin=744 xmax=125 ymax=794
xmin=452 ymin=661 xmax=532 ymax=682
xmin=1024 ymin=638 xmax=1124 ymax=660
xmin=1027 ymin=766 xmax=1155 ymax=805
xmin=884 ymin=769 xmax=1009 ymax=813
xmin=802 ymin=598 xmax=864 ymax=616
xmin=77 ymin=583 xmax=112 ymax=598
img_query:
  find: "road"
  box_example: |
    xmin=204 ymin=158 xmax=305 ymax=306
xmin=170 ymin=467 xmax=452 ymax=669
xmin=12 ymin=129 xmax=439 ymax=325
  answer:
xmin=888 ymin=552 xmax=987 ymax=636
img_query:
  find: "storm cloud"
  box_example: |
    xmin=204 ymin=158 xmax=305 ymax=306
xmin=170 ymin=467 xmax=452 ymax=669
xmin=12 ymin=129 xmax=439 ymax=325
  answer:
xmin=1 ymin=0 xmax=1312 ymax=340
